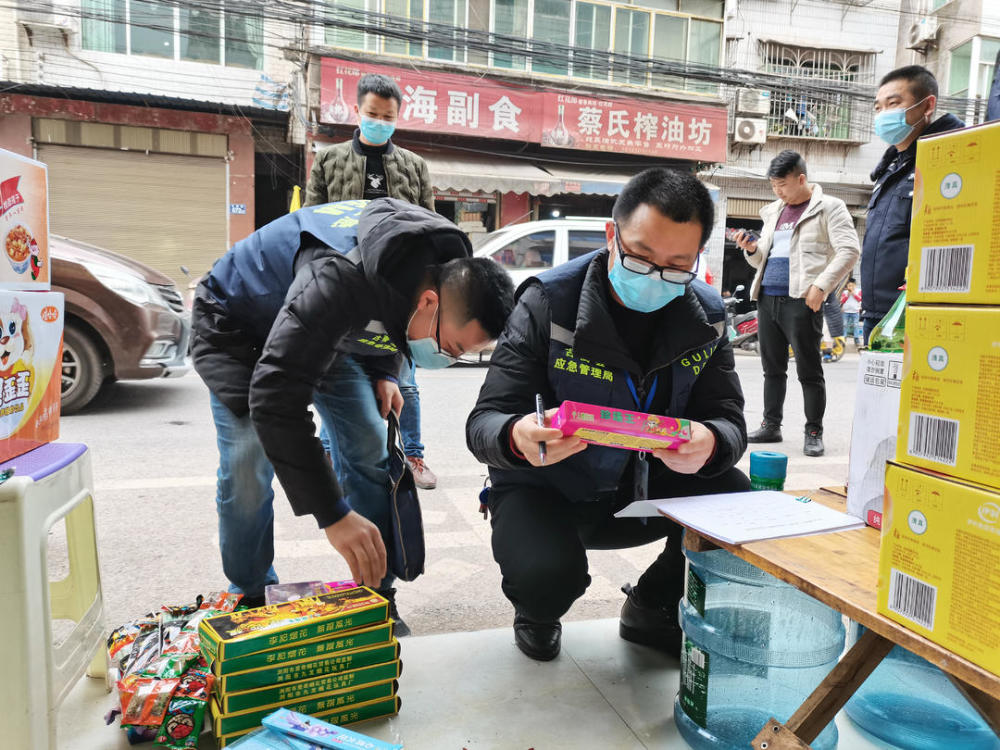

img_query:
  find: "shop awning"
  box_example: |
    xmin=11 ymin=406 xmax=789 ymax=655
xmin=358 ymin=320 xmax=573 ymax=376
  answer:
xmin=424 ymin=153 xmax=562 ymax=196
xmin=537 ymin=164 xmax=639 ymax=197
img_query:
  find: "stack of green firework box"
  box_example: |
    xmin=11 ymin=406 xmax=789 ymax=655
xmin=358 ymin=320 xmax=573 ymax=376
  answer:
xmin=198 ymin=587 xmax=402 ymax=747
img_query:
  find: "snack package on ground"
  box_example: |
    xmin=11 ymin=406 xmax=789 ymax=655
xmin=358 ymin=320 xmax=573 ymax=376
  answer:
xmin=550 ymin=400 xmax=692 ymax=452
xmin=144 ymin=652 xmax=201 ymax=680
xmin=262 ymin=707 xmax=403 ymax=750
xmin=153 ymin=696 xmax=207 ymax=749
xmin=201 ymin=592 xmax=244 ymax=611
xmin=108 ymin=593 xmax=237 ymax=740
xmin=175 ymin=669 xmax=214 ymax=701
xmin=121 ymin=627 xmax=163 ymax=679
xmin=121 ymin=677 xmax=181 ymax=726
xmin=209 ymin=620 xmax=395 ymax=677
xmin=199 ymin=588 xmax=389 ymax=662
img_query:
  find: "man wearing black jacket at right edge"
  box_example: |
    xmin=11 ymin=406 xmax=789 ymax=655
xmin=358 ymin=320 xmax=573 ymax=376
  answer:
xmin=862 ymin=65 xmax=963 ymax=342
xmin=466 ymin=169 xmax=749 ymax=662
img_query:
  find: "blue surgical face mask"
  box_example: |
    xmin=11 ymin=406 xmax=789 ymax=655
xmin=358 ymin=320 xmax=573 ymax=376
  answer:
xmin=874 ymin=97 xmax=928 ymax=145
xmin=407 ymin=307 xmax=459 ymax=369
xmin=608 ymin=250 xmax=686 ymax=313
xmin=359 ymin=115 xmax=396 ymax=145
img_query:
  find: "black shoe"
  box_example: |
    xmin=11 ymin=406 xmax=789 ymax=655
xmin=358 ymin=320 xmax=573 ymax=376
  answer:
xmin=804 ymin=430 xmax=824 ymax=457
xmin=747 ymin=422 xmax=782 ymax=443
xmin=378 ymin=587 xmax=411 ymax=638
xmin=619 ymin=583 xmax=683 ymax=658
xmin=239 ymin=594 xmax=266 ymax=609
xmin=513 ymin=613 xmax=561 ymax=661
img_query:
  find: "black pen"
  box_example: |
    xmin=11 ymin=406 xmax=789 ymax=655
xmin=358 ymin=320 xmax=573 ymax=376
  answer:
xmin=535 ymin=393 xmax=547 ymax=465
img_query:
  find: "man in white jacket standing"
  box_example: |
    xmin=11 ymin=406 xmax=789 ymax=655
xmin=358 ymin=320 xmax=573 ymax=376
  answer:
xmin=735 ymin=150 xmax=859 ymax=457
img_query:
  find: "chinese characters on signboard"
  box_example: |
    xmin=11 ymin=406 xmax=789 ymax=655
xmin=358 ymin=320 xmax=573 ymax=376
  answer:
xmin=320 ymin=58 xmax=726 ymax=163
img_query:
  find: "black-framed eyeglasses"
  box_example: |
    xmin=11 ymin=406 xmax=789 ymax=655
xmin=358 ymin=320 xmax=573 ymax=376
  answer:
xmin=614 ymin=222 xmax=699 ymax=285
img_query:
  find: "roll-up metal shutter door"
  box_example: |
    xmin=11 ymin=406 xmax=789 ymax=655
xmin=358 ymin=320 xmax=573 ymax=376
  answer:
xmin=726 ymin=198 xmax=770 ymax=220
xmin=38 ymin=144 xmax=227 ymax=286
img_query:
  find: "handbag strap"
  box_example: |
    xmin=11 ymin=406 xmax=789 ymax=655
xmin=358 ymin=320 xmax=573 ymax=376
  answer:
xmin=386 ymin=411 xmax=407 ymax=462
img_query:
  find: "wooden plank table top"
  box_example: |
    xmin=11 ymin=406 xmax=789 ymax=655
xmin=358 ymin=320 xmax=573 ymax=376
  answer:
xmin=682 ymin=487 xmax=1000 ymax=701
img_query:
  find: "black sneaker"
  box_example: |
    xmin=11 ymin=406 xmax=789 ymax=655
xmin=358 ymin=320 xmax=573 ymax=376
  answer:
xmin=378 ymin=587 xmax=411 ymax=637
xmin=239 ymin=594 xmax=266 ymax=609
xmin=804 ymin=430 xmax=824 ymax=457
xmin=619 ymin=583 xmax=683 ymax=658
xmin=747 ymin=422 xmax=782 ymax=443
xmin=513 ymin=613 xmax=561 ymax=661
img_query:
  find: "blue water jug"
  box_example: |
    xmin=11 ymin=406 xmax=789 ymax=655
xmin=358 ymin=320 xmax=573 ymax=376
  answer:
xmin=845 ymin=623 xmax=999 ymax=750
xmin=674 ymin=544 xmax=845 ymax=750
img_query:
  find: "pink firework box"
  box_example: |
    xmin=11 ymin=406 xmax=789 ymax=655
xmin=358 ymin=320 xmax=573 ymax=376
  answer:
xmin=550 ymin=400 xmax=692 ymax=452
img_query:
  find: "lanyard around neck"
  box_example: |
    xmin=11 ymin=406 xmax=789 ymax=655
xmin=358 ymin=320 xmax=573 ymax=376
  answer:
xmin=625 ymin=373 xmax=658 ymax=413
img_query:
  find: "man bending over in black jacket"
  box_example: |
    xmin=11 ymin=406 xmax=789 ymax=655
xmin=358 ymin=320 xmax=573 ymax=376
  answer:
xmin=467 ymin=170 xmax=749 ymax=662
xmin=192 ymin=198 xmax=515 ymax=628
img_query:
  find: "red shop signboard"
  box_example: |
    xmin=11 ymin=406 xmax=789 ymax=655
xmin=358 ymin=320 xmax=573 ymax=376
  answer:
xmin=320 ymin=57 xmax=726 ymax=163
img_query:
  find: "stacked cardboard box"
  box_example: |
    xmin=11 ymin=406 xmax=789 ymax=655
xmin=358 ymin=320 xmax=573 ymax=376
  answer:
xmin=198 ymin=587 xmax=402 ymax=747
xmin=877 ymin=120 xmax=1000 ymax=677
xmin=0 ymin=149 xmax=62 ymax=463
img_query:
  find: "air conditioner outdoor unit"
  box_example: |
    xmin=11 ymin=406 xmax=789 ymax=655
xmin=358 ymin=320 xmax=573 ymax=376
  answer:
xmin=733 ymin=117 xmax=767 ymax=145
xmin=906 ymin=16 xmax=939 ymax=50
xmin=17 ymin=8 xmax=72 ymax=31
xmin=736 ymin=89 xmax=771 ymax=115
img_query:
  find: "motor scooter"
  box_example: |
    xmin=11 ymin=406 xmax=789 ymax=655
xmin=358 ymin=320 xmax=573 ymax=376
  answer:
xmin=724 ymin=285 xmax=759 ymax=352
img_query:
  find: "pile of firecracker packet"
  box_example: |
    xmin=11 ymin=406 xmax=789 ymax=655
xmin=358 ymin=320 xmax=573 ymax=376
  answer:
xmin=106 ymin=581 xmax=402 ymax=748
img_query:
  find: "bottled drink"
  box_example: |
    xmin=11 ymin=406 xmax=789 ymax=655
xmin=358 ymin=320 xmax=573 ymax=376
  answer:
xmin=869 ymin=289 xmax=906 ymax=353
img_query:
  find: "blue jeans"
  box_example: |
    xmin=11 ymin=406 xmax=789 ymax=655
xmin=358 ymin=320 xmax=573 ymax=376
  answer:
xmin=212 ymin=355 xmax=393 ymax=597
xmin=397 ymin=357 xmax=424 ymax=459
xmin=210 ymin=392 xmax=279 ymax=597
xmin=843 ymin=312 xmax=860 ymax=340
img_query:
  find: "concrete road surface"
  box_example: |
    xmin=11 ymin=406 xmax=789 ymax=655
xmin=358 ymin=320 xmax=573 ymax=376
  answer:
xmin=56 ymin=348 xmax=862 ymax=636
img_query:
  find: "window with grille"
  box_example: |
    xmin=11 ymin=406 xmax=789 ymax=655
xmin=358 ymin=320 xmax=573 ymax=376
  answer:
xmin=760 ymin=43 xmax=875 ymax=142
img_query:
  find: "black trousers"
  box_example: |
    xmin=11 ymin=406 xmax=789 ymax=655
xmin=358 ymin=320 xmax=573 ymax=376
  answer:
xmin=757 ymin=293 xmax=825 ymax=433
xmin=488 ymin=466 xmax=750 ymax=623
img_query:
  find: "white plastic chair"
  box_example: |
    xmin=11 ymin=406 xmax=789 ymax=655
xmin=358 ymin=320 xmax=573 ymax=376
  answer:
xmin=0 ymin=443 xmax=107 ymax=750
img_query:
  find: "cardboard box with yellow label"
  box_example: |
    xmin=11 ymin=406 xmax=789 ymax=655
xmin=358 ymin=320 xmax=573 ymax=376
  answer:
xmin=897 ymin=305 xmax=1000 ymax=491
xmin=878 ymin=462 xmax=1000 ymax=676
xmin=908 ymin=120 xmax=1000 ymax=305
